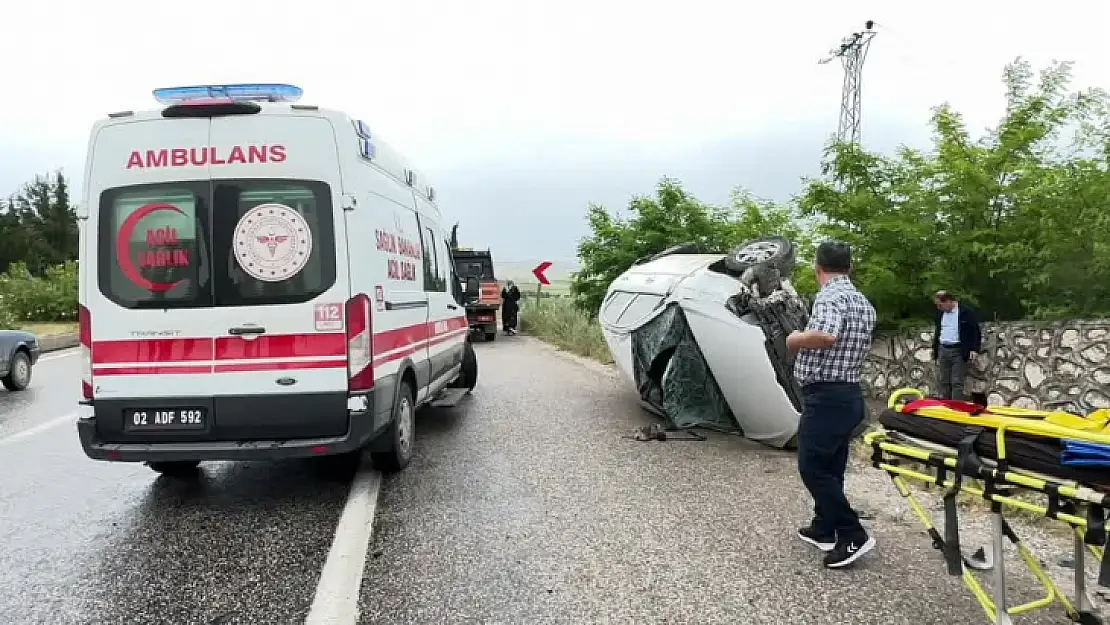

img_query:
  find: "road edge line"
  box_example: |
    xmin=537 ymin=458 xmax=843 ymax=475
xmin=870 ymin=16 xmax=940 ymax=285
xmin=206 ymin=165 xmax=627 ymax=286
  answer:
xmin=305 ymin=463 xmax=382 ymax=625
xmin=0 ymin=412 xmax=76 ymax=448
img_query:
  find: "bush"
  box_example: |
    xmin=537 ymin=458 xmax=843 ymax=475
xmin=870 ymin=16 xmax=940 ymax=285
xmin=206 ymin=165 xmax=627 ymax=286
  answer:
xmin=520 ymin=297 xmax=612 ymax=363
xmin=0 ymin=260 xmax=78 ymax=324
xmin=0 ymin=297 xmax=15 ymax=329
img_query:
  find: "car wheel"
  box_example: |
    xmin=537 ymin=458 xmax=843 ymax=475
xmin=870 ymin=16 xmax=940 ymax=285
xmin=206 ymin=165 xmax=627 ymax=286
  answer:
xmin=371 ymin=379 xmax=415 ymax=473
xmin=450 ymin=342 xmax=479 ymax=392
xmin=2 ymin=350 xmax=32 ymax=391
xmin=147 ymin=461 xmax=201 ymax=477
xmin=485 ymin=331 xmax=497 ymax=342
xmin=724 ymin=236 xmax=795 ymax=277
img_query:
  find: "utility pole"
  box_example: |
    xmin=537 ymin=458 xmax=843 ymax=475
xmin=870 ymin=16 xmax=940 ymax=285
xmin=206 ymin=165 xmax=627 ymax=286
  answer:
xmin=819 ymin=21 xmax=877 ymax=145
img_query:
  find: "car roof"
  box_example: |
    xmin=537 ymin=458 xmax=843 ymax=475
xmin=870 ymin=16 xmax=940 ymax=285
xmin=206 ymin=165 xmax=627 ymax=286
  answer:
xmin=608 ymin=254 xmax=730 ymax=297
xmin=625 ymin=253 xmax=724 ymax=276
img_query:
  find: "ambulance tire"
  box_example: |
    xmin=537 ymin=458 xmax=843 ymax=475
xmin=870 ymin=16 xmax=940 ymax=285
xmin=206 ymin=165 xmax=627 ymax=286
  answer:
xmin=371 ymin=379 xmax=415 ymax=473
xmin=147 ymin=461 xmax=201 ymax=477
xmin=456 ymin=342 xmax=478 ymax=391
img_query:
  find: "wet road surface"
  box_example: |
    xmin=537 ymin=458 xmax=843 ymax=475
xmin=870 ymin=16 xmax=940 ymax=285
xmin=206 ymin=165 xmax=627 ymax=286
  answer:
xmin=0 ymin=340 xmax=1089 ymax=624
xmin=357 ymin=337 xmax=1075 ymax=625
xmin=0 ymin=349 xmax=354 ymax=625
xmin=0 ymin=347 xmax=81 ymax=441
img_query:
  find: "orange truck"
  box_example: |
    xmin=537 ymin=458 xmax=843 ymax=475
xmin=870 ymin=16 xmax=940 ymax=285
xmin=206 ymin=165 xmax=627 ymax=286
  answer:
xmin=449 ymin=224 xmax=502 ymax=341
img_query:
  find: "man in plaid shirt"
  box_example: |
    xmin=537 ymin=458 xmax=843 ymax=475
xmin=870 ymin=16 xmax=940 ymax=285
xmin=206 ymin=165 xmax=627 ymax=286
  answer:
xmin=785 ymin=240 xmax=877 ymax=569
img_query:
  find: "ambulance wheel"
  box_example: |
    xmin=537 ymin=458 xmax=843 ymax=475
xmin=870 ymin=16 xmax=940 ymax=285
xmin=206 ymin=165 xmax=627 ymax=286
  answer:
xmin=147 ymin=461 xmax=201 ymax=477
xmin=372 ymin=379 xmax=415 ymax=473
xmin=457 ymin=342 xmax=478 ymax=391
xmin=2 ymin=350 xmax=32 ymax=391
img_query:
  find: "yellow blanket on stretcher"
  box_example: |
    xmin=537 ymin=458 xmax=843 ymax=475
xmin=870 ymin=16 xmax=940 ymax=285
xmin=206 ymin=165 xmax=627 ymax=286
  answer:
xmin=887 ymin=388 xmax=1110 ymax=436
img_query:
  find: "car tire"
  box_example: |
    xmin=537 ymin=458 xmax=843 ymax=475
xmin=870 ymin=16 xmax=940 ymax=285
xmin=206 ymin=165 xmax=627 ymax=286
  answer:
xmin=724 ymin=236 xmax=795 ymax=277
xmin=485 ymin=331 xmax=497 ymax=342
xmin=450 ymin=342 xmax=478 ymax=392
xmin=147 ymin=461 xmax=201 ymax=477
xmin=2 ymin=350 xmax=32 ymax=391
xmin=371 ymin=379 xmax=415 ymax=473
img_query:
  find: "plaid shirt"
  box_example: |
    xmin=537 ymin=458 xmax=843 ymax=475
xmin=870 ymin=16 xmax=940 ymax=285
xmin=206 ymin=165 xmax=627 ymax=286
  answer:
xmin=793 ymin=275 xmax=876 ymax=386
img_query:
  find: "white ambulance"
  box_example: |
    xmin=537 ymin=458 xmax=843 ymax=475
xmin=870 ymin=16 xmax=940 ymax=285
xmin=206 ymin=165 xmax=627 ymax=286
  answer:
xmin=75 ymin=83 xmax=479 ymax=476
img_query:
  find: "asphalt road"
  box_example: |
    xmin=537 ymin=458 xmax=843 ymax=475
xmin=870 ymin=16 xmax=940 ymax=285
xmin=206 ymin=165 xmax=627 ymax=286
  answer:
xmin=0 ymin=339 xmax=1090 ymax=624
xmin=356 ymin=337 xmax=1079 ymax=625
xmin=0 ymin=348 xmax=355 ymax=625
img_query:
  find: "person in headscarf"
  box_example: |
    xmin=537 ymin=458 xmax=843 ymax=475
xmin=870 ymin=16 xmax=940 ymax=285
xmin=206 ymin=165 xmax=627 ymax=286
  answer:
xmin=501 ymin=280 xmax=521 ymax=334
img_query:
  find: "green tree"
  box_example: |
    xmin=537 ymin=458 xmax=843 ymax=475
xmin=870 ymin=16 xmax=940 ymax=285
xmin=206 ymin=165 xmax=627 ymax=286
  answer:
xmin=0 ymin=170 xmax=78 ymax=275
xmin=798 ymin=57 xmax=1110 ymax=329
xmin=570 ymin=178 xmax=810 ymax=314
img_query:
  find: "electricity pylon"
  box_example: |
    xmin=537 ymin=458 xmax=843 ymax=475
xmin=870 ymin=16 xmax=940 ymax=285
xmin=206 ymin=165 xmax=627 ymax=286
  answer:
xmin=819 ymin=21 xmax=877 ymax=145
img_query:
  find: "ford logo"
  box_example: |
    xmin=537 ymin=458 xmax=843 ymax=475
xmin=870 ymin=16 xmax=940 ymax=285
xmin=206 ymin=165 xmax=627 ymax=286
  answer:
xmin=276 ymin=377 xmax=297 ymax=386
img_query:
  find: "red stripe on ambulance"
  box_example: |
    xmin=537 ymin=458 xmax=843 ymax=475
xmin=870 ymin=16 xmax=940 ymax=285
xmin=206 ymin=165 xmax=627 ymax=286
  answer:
xmin=89 ymin=317 xmax=468 ymax=375
xmin=94 ymin=365 xmax=213 ymax=376
xmin=92 ymin=337 xmax=213 ymax=364
xmin=213 ymin=360 xmax=347 ymax=373
xmin=214 ymin=334 xmax=346 ymax=360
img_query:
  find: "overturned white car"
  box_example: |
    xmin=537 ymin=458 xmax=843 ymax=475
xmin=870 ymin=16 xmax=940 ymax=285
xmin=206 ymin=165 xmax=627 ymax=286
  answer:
xmin=599 ymin=237 xmax=810 ymax=449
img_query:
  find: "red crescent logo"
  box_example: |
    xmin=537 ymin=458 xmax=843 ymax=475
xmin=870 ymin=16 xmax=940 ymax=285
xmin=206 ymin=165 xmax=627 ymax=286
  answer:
xmin=115 ymin=202 xmax=186 ymax=292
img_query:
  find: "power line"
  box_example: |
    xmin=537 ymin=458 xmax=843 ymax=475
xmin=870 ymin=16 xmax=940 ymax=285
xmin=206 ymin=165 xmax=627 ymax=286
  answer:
xmin=819 ymin=20 xmax=877 ymax=146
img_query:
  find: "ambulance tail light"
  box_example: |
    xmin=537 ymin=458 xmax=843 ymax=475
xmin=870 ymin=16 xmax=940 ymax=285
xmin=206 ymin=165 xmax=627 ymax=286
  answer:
xmin=345 ymin=293 xmax=374 ymax=393
xmin=79 ymin=304 xmax=93 ymax=400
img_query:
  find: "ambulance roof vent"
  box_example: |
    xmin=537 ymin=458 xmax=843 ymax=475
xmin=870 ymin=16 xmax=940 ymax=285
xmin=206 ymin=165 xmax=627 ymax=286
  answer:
xmin=153 ymin=83 xmax=303 ymax=105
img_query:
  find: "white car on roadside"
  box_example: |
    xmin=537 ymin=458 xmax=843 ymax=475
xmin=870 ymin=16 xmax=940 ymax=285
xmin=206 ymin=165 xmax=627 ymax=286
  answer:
xmin=599 ymin=236 xmax=809 ymax=449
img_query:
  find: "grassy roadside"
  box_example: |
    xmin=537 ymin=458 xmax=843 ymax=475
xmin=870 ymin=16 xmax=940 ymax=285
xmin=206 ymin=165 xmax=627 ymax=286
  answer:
xmin=518 ymin=297 xmax=613 ymax=364
xmin=18 ymin=322 xmax=79 ymax=337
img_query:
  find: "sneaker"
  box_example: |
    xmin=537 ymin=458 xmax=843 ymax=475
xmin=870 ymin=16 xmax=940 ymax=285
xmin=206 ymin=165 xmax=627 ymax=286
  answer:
xmin=824 ymin=535 xmax=876 ymax=569
xmin=797 ymin=526 xmax=836 ymax=551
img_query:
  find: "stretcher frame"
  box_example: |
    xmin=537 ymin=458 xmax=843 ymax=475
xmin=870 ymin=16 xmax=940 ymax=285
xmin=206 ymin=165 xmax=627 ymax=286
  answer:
xmin=867 ymin=387 xmax=1110 ymax=625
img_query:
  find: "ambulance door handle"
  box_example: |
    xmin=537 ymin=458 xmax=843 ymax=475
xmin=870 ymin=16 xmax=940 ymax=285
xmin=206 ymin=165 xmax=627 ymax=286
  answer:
xmin=447 ymin=304 xmax=459 ymax=311
xmin=228 ymin=326 xmax=266 ymax=336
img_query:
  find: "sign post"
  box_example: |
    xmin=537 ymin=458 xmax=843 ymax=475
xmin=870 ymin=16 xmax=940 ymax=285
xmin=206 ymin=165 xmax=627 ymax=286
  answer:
xmin=532 ymin=261 xmax=552 ymax=306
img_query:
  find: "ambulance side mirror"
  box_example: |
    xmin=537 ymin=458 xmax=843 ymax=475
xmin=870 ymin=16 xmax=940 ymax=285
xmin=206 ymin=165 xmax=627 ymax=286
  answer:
xmin=465 ymin=277 xmax=480 ymax=298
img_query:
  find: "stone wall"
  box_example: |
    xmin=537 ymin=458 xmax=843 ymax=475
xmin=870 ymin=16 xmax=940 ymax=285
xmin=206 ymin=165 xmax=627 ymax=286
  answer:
xmin=862 ymin=320 xmax=1110 ymax=411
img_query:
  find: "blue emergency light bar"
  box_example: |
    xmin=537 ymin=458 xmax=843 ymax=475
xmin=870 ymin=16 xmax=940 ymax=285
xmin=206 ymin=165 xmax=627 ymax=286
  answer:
xmin=152 ymin=83 xmax=303 ymax=105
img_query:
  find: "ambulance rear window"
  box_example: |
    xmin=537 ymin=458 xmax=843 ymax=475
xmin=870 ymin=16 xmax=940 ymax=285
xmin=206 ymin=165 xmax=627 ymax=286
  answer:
xmin=98 ymin=179 xmax=336 ymax=309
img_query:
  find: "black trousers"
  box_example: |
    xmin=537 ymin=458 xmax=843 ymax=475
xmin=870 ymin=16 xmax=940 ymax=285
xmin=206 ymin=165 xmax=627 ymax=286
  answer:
xmin=502 ymin=304 xmax=518 ymax=330
xmin=797 ymin=381 xmax=866 ymax=540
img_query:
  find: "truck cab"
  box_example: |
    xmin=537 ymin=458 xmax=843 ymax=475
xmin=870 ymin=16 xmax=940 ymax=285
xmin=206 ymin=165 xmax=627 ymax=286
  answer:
xmin=449 ymin=225 xmax=501 ymax=341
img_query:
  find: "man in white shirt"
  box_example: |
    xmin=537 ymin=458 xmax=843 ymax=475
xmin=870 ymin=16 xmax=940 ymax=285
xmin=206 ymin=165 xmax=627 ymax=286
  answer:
xmin=931 ymin=290 xmax=982 ymax=401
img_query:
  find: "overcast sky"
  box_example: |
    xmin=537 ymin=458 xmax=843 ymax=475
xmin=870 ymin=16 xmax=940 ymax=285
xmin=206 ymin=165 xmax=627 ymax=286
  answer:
xmin=3 ymin=0 xmax=1108 ymax=265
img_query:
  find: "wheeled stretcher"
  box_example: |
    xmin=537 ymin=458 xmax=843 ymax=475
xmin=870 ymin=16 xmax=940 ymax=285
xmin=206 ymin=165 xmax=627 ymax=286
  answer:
xmin=867 ymin=388 xmax=1110 ymax=625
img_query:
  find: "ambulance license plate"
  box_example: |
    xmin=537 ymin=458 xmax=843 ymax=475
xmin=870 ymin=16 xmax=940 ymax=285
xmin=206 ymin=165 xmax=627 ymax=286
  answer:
xmin=124 ymin=408 xmax=207 ymax=431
